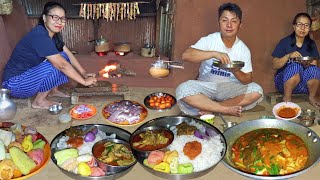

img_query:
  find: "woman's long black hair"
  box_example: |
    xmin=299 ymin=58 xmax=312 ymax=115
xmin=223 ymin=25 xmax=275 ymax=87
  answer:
xmin=290 ymin=13 xmax=315 ymax=53
xmin=38 ymin=2 xmax=66 ymax=52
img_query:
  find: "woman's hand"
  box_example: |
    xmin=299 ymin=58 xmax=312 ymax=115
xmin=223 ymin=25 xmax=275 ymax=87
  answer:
xmin=84 ymin=77 xmax=97 ymax=86
xmin=287 ymin=51 xmax=302 ymax=59
xmin=82 ymin=72 xmax=96 ymax=78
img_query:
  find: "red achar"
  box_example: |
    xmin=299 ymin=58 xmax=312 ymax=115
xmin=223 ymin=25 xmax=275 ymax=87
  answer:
xmin=183 ymin=141 xmax=202 ymax=160
xmin=277 ymin=107 xmax=297 ymax=118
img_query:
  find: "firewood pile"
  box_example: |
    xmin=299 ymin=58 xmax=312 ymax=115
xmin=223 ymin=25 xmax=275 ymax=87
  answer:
xmin=79 ymin=2 xmax=140 ymax=21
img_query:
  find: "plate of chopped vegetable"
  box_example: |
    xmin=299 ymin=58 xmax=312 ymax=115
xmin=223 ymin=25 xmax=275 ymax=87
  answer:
xmin=70 ymin=104 xmax=97 ymax=120
xmin=0 ymin=122 xmax=51 ymax=180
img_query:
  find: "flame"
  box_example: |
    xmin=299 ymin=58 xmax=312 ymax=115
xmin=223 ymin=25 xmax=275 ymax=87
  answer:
xmin=101 ymin=64 xmax=118 ymax=78
xmin=104 ymin=65 xmax=117 ymax=72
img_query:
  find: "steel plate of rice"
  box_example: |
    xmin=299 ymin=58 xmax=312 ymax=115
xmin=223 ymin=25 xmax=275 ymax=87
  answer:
xmin=132 ymin=116 xmax=227 ymax=179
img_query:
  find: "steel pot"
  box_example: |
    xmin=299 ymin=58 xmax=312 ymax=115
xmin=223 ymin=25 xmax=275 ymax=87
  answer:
xmin=89 ymin=36 xmax=110 ymax=52
xmin=222 ymin=118 xmax=320 ymax=180
xmin=141 ymin=43 xmax=155 ymax=57
xmin=113 ymin=42 xmax=131 ymax=52
xmin=0 ymin=88 xmax=17 ymax=120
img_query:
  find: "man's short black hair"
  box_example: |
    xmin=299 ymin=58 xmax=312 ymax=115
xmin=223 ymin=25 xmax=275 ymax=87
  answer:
xmin=218 ymin=3 xmax=242 ymax=22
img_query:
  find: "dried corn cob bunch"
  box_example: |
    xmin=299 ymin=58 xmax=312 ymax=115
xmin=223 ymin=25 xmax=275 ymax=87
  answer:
xmin=79 ymin=2 xmax=140 ymax=21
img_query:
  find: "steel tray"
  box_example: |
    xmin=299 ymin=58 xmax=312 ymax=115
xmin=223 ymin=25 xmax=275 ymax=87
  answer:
xmin=212 ymin=60 xmax=245 ymax=69
xmin=291 ymin=56 xmax=319 ymax=63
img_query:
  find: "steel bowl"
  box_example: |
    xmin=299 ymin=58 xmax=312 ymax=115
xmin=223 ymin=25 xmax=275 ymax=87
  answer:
xmin=92 ymin=138 xmax=136 ymax=174
xmin=298 ymin=109 xmax=316 ymax=127
xmin=132 ymin=116 xmax=227 ymax=179
xmin=48 ymin=104 xmax=62 ymax=115
xmin=143 ymin=92 xmax=177 ymax=111
xmin=50 ymin=124 xmax=135 ymax=180
xmin=222 ymin=119 xmax=320 ymax=180
xmin=212 ymin=60 xmax=244 ymax=69
xmin=129 ymin=126 xmax=174 ymax=161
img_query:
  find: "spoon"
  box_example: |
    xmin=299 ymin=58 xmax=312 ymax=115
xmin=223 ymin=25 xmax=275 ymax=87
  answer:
xmin=218 ymin=113 xmax=237 ymax=131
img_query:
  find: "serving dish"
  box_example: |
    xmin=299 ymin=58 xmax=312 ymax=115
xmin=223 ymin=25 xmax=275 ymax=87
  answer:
xmin=212 ymin=60 xmax=244 ymax=69
xmin=50 ymin=124 xmax=135 ymax=179
xmin=102 ymin=100 xmax=148 ymax=126
xmin=143 ymin=92 xmax=176 ymax=111
xmin=223 ymin=118 xmax=320 ymax=180
xmin=70 ymin=104 xmax=97 ymax=120
xmin=0 ymin=122 xmax=51 ymax=180
xmin=272 ymin=102 xmax=301 ymax=120
xmin=131 ymin=116 xmax=226 ymax=179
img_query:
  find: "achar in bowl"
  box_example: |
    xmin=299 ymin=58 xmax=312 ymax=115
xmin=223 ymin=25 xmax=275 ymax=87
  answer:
xmin=231 ymin=128 xmax=308 ymax=175
xmin=277 ymin=106 xmax=299 ymax=119
xmin=131 ymin=129 xmax=174 ymax=151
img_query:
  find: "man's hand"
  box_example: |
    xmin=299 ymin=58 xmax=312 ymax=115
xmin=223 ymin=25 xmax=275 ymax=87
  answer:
xmin=215 ymin=52 xmax=231 ymax=64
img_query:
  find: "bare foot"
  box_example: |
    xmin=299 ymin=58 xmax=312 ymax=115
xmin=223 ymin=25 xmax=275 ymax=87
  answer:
xmin=199 ymin=106 xmax=242 ymax=117
xmin=32 ymin=100 xmax=60 ymax=109
xmin=221 ymin=106 xmax=242 ymax=117
xmin=309 ymin=97 xmax=320 ymax=108
xmin=48 ymin=90 xmax=70 ymax=98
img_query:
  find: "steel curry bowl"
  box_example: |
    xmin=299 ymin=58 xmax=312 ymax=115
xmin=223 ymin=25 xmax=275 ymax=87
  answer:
xmin=222 ymin=119 xmax=320 ymax=180
xmin=92 ymin=138 xmax=136 ymax=174
xmin=50 ymin=124 xmax=136 ymax=180
xmin=130 ymin=116 xmax=227 ymax=180
xmin=129 ymin=126 xmax=174 ymax=161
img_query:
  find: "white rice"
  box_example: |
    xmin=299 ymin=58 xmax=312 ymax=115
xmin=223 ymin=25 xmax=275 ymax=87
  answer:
xmin=168 ymin=121 xmax=224 ymax=172
xmin=56 ymin=130 xmax=116 ymax=155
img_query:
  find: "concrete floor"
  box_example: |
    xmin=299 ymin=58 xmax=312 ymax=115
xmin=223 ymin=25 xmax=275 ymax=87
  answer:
xmin=4 ymin=87 xmax=320 ymax=180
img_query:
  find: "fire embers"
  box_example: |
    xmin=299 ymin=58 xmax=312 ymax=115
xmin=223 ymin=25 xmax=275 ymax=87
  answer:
xmin=98 ymin=60 xmax=136 ymax=78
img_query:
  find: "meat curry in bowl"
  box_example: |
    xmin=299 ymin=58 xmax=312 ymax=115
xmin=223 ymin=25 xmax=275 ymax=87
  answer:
xmin=130 ymin=126 xmax=174 ymax=151
xmin=92 ymin=138 xmax=136 ymax=173
xmin=129 ymin=126 xmax=174 ymax=160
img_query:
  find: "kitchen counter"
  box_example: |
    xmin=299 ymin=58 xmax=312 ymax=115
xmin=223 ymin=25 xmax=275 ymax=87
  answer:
xmin=10 ymin=87 xmax=320 ymax=180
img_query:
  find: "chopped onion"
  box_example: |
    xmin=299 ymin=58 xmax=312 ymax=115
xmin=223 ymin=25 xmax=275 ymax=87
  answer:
xmin=205 ymin=127 xmax=218 ymax=137
xmin=194 ymin=130 xmax=203 ymax=139
xmin=194 ymin=130 xmax=209 ymax=140
xmin=84 ymin=132 xmax=96 ymax=142
xmin=91 ymin=127 xmax=98 ymax=135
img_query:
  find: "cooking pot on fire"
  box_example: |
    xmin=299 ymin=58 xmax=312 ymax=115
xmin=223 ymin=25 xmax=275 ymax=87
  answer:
xmin=149 ymin=57 xmax=184 ymax=78
xmin=141 ymin=43 xmax=155 ymax=57
xmin=222 ymin=118 xmax=320 ymax=179
xmin=89 ymin=36 xmax=110 ymax=53
xmin=113 ymin=42 xmax=131 ymax=52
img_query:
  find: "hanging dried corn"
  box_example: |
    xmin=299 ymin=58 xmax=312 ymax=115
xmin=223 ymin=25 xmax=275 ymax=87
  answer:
xmin=78 ymin=2 xmax=141 ymax=21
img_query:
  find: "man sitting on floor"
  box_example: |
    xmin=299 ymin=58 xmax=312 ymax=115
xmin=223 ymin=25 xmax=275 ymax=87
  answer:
xmin=175 ymin=3 xmax=263 ymax=117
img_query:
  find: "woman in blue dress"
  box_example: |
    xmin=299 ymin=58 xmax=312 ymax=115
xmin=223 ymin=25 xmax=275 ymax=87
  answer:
xmin=272 ymin=13 xmax=320 ymax=107
xmin=1 ymin=2 xmax=97 ymax=109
